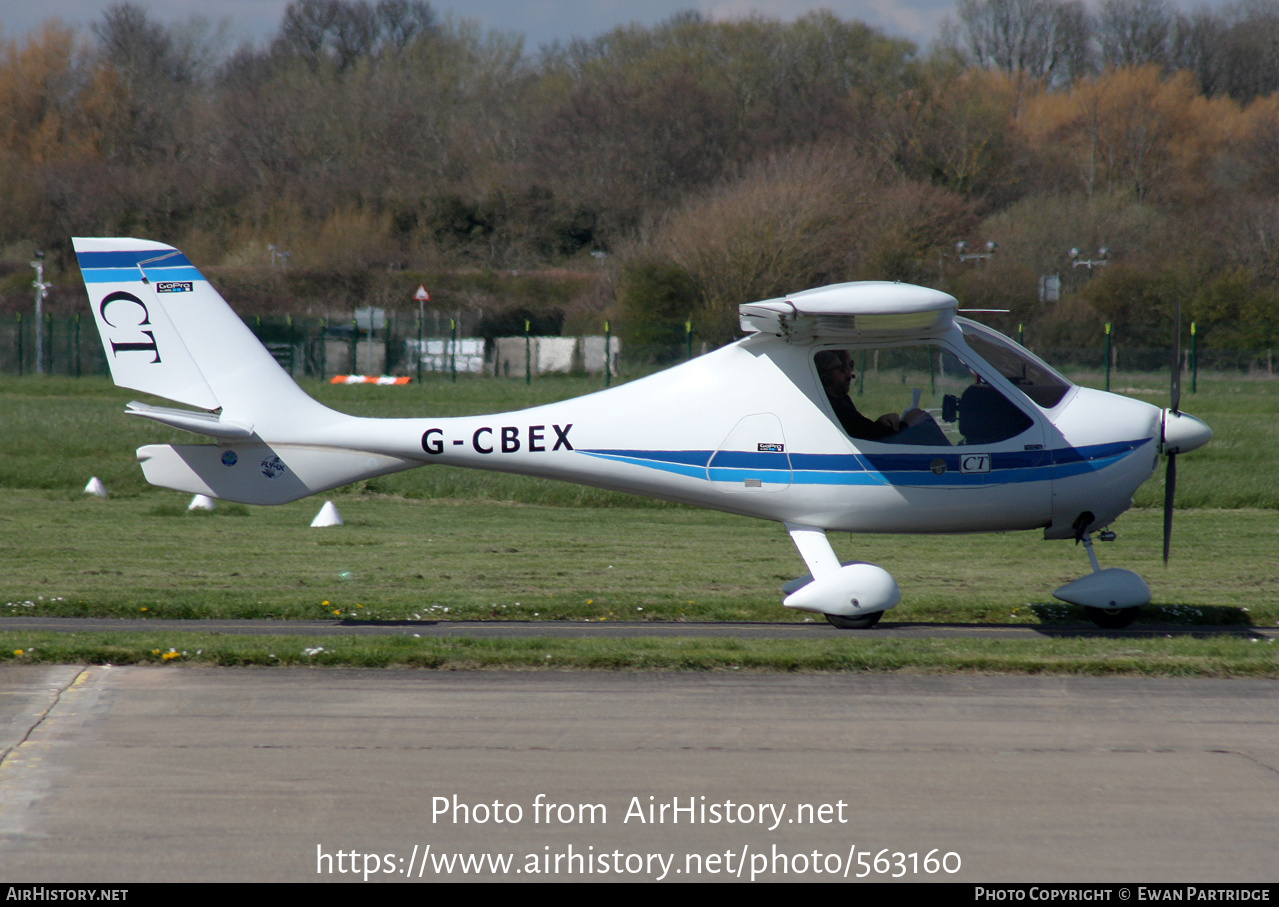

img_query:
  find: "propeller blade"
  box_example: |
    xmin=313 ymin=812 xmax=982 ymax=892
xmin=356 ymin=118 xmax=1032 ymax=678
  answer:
xmin=1170 ymin=299 xmax=1182 ymax=415
xmin=1164 ymin=299 xmax=1184 ymax=564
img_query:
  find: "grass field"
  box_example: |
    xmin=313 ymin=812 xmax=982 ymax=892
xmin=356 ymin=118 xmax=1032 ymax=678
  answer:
xmin=3 ymin=371 xmax=1276 ymax=509
xmin=2 ymin=370 xmax=1276 ymax=673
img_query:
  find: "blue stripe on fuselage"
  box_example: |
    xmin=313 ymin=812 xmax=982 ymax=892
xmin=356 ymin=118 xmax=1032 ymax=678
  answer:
xmin=580 ymin=438 xmax=1151 ymax=487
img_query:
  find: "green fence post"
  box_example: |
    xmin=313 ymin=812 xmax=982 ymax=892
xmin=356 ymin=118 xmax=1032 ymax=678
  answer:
xmin=1104 ymin=322 xmax=1112 ymax=392
xmin=450 ymin=318 xmax=457 ymax=384
xmin=319 ymin=318 xmax=327 ymax=380
xmin=686 ymin=321 xmax=693 ymax=361
xmin=44 ymin=312 xmax=52 ymax=375
xmin=351 ymin=317 xmax=359 ymax=375
xmin=604 ymin=321 xmax=611 ymax=388
xmin=525 ymin=320 xmax=531 ymax=385
xmin=416 ymin=310 xmax=423 ymax=384
xmin=1190 ymin=322 xmax=1197 ymax=394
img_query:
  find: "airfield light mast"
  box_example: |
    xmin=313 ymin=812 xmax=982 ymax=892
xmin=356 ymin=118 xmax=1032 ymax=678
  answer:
xmin=30 ymin=250 xmax=53 ymax=375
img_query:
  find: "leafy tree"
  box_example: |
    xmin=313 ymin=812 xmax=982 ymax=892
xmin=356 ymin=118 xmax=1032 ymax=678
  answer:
xmin=1021 ymin=65 xmax=1242 ymax=202
xmin=645 ymin=144 xmax=968 ymax=342
xmin=877 ymin=66 xmax=1035 ymax=205
xmin=0 ymin=21 xmax=103 ymax=164
xmin=1191 ymin=267 xmax=1279 ymax=349
xmin=616 ymin=257 xmax=697 ymax=361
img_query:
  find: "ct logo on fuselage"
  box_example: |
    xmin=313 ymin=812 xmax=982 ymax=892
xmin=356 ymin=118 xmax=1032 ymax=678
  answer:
xmin=960 ymin=453 xmax=991 ymax=474
xmin=421 ymin=424 xmax=574 ymax=455
xmin=98 ymin=291 xmax=161 ymax=363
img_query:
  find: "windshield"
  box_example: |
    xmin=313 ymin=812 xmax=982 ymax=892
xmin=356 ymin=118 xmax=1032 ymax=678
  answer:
xmin=813 ymin=342 xmax=1034 ymax=447
xmin=957 ymin=319 xmax=1073 ymax=409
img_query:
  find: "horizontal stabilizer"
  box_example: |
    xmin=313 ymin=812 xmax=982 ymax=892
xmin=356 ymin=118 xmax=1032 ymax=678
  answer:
xmin=138 ymin=443 xmax=420 ymax=505
xmin=126 ymin=401 xmax=254 ymax=440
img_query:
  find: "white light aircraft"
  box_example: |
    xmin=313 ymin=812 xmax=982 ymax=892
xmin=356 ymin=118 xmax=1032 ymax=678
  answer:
xmin=74 ymin=238 xmax=1212 ymax=629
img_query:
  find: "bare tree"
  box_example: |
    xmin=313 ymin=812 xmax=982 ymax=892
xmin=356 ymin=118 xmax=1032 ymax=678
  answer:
xmin=1171 ymin=1 xmax=1279 ymax=101
xmin=1217 ymin=0 xmax=1279 ymax=100
xmin=275 ymin=0 xmax=341 ymax=69
xmin=956 ymin=0 xmax=1094 ymax=82
xmin=1171 ymin=8 xmax=1228 ymax=95
xmin=1098 ymin=0 xmax=1173 ymax=68
xmin=90 ymin=3 xmax=219 ymax=164
xmin=93 ymin=2 xmax=183 ymax=81
xmin=376 ymin=0 xmax=437 ymax=51
xmin=275 ymin=0 xmax=437 ymax=70
xmin=330 ymin=1 xmax=380 ymax=69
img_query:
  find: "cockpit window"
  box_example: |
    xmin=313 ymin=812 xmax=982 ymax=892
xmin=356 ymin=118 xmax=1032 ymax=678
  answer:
xmin=814 ymin=344 xmax=1033 ymax=447
xmin=957 ymin=319 xmax=1073 ymax=409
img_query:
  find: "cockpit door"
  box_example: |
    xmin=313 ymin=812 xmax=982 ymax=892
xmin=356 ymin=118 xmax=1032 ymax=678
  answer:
xmin=708 ymin=413 xmax=792 ymax=493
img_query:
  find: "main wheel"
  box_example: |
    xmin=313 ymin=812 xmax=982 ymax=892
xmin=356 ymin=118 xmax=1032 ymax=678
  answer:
xmin=1084 ymin=606 xmax=1140 ymax=629
xmin=825 ymin=611 xmax=884 ymax=630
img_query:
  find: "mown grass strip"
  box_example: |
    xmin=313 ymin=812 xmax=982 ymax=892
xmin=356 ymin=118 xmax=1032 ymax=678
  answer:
xmin=2 ymin=632 xmax=1275 ymax=677
xmin=4 ymin=489 xmax=1276 ymax=624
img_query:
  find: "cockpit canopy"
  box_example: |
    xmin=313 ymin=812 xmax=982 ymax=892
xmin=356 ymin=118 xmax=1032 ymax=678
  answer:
xmin=738 ymin=281 xmax=1074 ymax=445
xmin=956 ymin=318 xmax=1073 ymax=409
xmin=811 ymin=327 xmax=1073 ymax=448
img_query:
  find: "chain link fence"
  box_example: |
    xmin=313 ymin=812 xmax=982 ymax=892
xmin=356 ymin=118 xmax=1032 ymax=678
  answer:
xmin=1 ymin=313 xmax=628 ymax=381
xmin=3 ymin=313 xmax=1275 ymax=381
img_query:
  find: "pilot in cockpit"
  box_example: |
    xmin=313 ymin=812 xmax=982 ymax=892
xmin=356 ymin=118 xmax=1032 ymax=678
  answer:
xmin=815 ymin=349 xmax=949 ymax=446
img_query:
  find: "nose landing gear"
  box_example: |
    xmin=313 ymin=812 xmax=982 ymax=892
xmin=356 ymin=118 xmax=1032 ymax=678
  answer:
xmin=1052 ymin=528 xmax=1149 ymax=629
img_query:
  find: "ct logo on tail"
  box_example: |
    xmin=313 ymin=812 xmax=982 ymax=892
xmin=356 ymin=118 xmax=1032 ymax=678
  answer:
xmin=99 ymin=291 xmax=162 ymax=363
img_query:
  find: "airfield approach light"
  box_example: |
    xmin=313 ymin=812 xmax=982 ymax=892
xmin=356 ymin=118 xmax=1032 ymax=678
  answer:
xmin=956 ymin=240 xmax=998 ymax=264
xmin=1070 ymin=247 xmax=1111 ymax=275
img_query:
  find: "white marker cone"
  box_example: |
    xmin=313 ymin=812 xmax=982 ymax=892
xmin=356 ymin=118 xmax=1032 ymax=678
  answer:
xmin=84 ymin=477 xmax=108 ymax=497
xmin=188 ymin=494 xmax=216 ymax=511
xmin=311 ymin=501 xmax=343 ymax=527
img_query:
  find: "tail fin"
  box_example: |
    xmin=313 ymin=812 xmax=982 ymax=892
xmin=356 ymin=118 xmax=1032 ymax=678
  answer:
xmin=75 ymin=238 xmax=420 ymax=504
xmin=73 ymin=237 xmax=329 ymax=433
